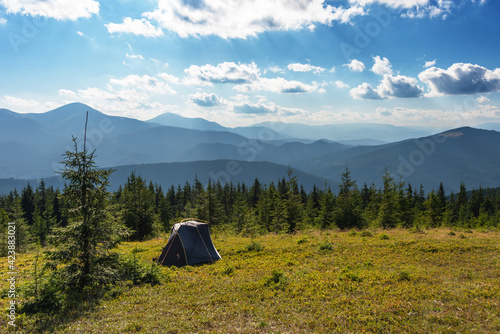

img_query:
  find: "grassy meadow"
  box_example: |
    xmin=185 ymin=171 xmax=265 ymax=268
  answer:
xmin=2 ymin=228 xmax=499 ymax=333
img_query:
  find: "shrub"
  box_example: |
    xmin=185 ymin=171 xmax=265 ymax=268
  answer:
xmin=360 ymin=230 xmax=373 ymax=237
xmin=379 ymin=234 xmax=390 ymax=240
xmin=297 ymin=236 xmax=309 ymax=244
xmin=264 ymin=270 xmax=289 ymax=290
xmin=319 ymin=241 xmax=334 ymax=251
xmin=247 ymin=240 xmax=264 ymax=252
xmin=398 ymin=271 xmax=411 ymax=282
xmin=222 ymin=266 xmax=235 ymax=276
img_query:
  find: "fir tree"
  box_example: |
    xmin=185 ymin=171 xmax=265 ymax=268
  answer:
xmin=50 ymin=135 xmax=128 ymax=290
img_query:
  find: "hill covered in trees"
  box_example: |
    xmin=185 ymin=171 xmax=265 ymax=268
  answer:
xmin=2 ymin=167 xmax=499 ymax=256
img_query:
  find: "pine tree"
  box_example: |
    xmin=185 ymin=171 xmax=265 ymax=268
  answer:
xmin=120 ymin=172 xmax=157 ymax=240
xmin=424 ymin=191 xmax=443 ymax=227
xmin=377 ymin=168 xmax=399 ymax=228
xmin=334 ymin=167 xmax=364 ymax=229
xmin=318 ymin=187 xmax=335 ymax=229
xmin=50 ymin=135 xmax=128 ymax=290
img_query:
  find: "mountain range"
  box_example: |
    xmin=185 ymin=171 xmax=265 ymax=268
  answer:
xmin=1 ymin=102 xmax=499 ymax=194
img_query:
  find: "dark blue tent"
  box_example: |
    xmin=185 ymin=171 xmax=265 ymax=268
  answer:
xmin=157 ymin=220 xmax=221 ymax=267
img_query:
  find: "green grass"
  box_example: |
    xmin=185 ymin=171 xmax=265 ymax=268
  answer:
xmin=2 ymin=228 xmax=500 ymax=333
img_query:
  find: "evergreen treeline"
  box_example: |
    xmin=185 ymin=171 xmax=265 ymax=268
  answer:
xmin=1 ymin=167 xmax=499 ymax=255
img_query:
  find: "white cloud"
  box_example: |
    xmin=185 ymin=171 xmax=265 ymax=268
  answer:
xmin=184 ymin=62 xmax=321 ymax=94
xmin=424 ymin=59 xmax=436 ymax=68
xmin=375 ymin=105 xmax=500 ymax=127
xmin=189 ymin=92 xmax=226 ymax=107
xmin=236 ymin=77 xmax=319 ymax=94
xmin=0 ymin=0 xmax=99 ymax=20
xmin=109 ymin=74 xmax=176 ymax=95
xmin=334 ymin=80 xmax=350 ymax=89
xmin=58 ymin=89 xmax=78 ymax=98
xmin=349 ymin=0 xmax=429 ymax=8
xmin=345 ymin=59 xmax=365 ymax=72
xmin=418 ymin=63 xmax=500 ymax=96
xmin=144 ymin=0 xmax=366 ymax=39
xmin=287 ymin=63 xmax=325 ymax=75
xmin=377 ymin=75 xmax=424 ymax=98
xmin=0 ymin=18 xmax=7 ymax=25
xmin=233 ymin=100 xmax=305 ymax=116
xmin=158 ymin=73 xmax=181 ymax=85
xmin=350 ymin=74 xmax=423 ymax=99
xmin=126 ymin=53 xmax=144 ymax=60
xmin=350 ymin=83 xmax=383 ymax=100
xmin=476 ymin=96 xmax=490 ymax=104
xmin=1 ymin=95 xmax=59 ymax=113
xmin=371 ymin=56 xmax=393 ymax=76
xmin=264 ymin=66 xmax=284 ymax=74
xmin=55 ymin=73 xmax=181 ymax=119
xmin=106 ymin=17 xmax=164 ymax=37
xmin=349 ymin=0 xmax=454 ymax=19
xmin=184 ymin=62 xmax=260 ymax=86
xmin=233 ymin=103 xmax=276 ymax=115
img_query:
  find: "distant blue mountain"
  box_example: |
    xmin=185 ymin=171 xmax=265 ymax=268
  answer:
xmin=295 ymin=127 xmax=500 ymax=193
xmin=1 ymin=103 xmax=499 ymax=194
xmin=251 ymin=121 xmax=436 ymax=143
xmin=148 ymin=112 xmax=226 ymax=132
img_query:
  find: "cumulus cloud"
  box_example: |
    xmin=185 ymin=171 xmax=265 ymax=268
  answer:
xmin=143 ymin=0 xmax=366 ymax=39
xmin=287 ymin=63 xmax=325 ymax=75
xmin=232 ymin=100 xmax=304 ymax=116
xmin=236 ymin=77 xmax=320 ymax=94
xmin=334 ymin=80 xmax=350 ymax=89
xmin=0 ymin=18 xmax=7 ymax=25
xmin=109 ymin=74 xmax=176 ymax=95
xmin=350 ymin=74 xmax=423 ymax=99
xmin=106 ymin=17 xmax=164 ymax=37
xmin=476 ymin=96 xmax=490 ymax=104
xmin=350 ymin=83 xmax=383 ymax=100
xmin=0 ymin=0 xmax=99 ymax=20
xmin=418 ymin=63 xmax=500 ymax=96
xmin=377 ymin=75 xmax=424 ymax=98
xmin=345 ymin=59 xmax=365 ymax=72
xmin=184 ymin=62 xmax=321 ymax=93
xmin=189 ymin=92 xmax=226 ymax=107
xmin=233 ymin=103 xmax=276 ymax=115
xmin=424 ymin=59 xmax=436 ymax=68
xmin=55 ymin=73 xmax=180 ymax=119
xmin=371 ymin=56 xmax=393 ymax=76
xmin=184 ymin=62 xmax=260 ymax=86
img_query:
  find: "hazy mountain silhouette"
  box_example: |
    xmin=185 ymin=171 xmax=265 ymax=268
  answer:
xmin=295 ymin=127 xmax=500 ymax=192
xmin=1 ymin=103 xmax=499 ymax=194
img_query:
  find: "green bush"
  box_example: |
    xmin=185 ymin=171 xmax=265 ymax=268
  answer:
xmin=398 ymin=271 xmax=411 ymax=282
xmin=247 ymin=240 xmax=264 ymax=252
xmin=360 ymin=230 xmax=373 ymax=237
xmin=264 ymin=270 xmax=289 ymax=290
xmin=319 ymin=241 xmax=334 ymax=251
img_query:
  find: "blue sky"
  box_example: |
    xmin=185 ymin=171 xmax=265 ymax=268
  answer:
xmin=1 ymin=0 xmax=499 ymax=128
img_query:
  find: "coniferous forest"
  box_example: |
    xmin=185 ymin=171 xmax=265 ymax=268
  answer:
xmin=2 ymin=166 xmax=499 ymax=256
xmin=0 ymin=141 xmax=499 ymax=333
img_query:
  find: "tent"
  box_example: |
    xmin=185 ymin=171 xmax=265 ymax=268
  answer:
xmin=157 ymin=219 xmax=221 ymax=267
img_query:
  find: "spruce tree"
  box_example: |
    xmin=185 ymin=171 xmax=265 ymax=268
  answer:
xmin=50 ymin=135 xmax=128 ymax=290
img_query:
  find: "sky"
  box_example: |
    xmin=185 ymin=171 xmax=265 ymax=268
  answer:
xmin=0 ymin=0 xmax=499 ymax=128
